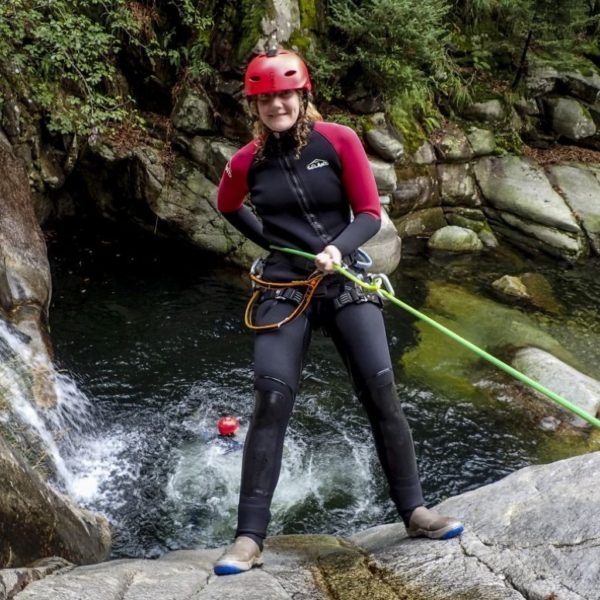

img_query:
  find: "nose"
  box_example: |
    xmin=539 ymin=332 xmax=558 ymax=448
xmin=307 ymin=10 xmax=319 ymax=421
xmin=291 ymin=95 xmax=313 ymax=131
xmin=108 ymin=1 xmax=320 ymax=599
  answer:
xmin=269 ymin=95 xmax=284 ymax=109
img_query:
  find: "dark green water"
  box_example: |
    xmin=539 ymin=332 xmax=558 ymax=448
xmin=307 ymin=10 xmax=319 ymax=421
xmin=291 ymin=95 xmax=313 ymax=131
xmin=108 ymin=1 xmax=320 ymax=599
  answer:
xmin=47 ymin=223 xmax=600 ymax=558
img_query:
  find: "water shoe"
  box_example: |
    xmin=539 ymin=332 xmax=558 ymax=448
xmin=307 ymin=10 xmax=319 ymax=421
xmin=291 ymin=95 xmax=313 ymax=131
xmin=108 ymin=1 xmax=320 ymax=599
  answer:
xmin=407 ymin=506 xmax=464 ymax=540
xmin=214 ymin=536 xmax=263 ymax=575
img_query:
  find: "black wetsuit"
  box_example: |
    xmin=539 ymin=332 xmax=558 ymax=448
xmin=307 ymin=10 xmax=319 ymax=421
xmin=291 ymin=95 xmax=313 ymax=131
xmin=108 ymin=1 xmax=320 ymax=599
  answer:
xmin=217 ymin=121 xmax=424 ymax=544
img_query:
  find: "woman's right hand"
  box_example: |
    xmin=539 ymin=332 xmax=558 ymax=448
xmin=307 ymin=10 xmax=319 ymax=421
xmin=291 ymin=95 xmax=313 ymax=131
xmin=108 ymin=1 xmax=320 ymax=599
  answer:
xmin=315 ymin=245 xmax=342 ymax=273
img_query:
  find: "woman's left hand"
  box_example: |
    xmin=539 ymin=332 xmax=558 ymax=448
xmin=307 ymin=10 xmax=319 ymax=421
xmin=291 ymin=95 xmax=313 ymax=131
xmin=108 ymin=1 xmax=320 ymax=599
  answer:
xmin=315 ymin=245 xmax=342 ymax=273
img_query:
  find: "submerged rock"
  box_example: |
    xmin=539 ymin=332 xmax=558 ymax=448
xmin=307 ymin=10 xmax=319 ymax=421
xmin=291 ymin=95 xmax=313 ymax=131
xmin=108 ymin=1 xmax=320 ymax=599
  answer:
xmin=492 ymin=274 xmax=530 ymax=301
xmin=512 ymin=347 xmax=600 ymax=427
xmin=401 ymin=281 xmax=580 ymax=402
xmin=492 ymin=272 xmax=562 ymax=313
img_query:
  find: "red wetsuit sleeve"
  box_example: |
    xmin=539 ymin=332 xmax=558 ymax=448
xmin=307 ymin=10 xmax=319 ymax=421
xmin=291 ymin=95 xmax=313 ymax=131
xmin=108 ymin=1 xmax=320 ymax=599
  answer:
xmin=314 ymin=122 xmax=381 ymax=256
xmin=217 ymin=142 xmax=271 ymax=250
xmin=314 ymin=121 xmax=381 ymax=219
xmin=217 ymin=142 xmax=255 ymax=213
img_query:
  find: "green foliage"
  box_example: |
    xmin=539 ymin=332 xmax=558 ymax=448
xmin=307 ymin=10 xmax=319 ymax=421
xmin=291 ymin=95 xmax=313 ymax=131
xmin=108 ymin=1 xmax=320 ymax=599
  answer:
xmin=312 ymin=0 xmax=466 ymax=143
xmin=325 ymin=111 xmax=372 ymax=134
xmin=0 ymin=1 xmax=213 ymax=136
xmin=449 ymin=1 xmax=600 ymax=61
xmin=494 ymin=130 xmax=524 ymax=154
xmin=298 ymin=0 xmax=319 ymax=30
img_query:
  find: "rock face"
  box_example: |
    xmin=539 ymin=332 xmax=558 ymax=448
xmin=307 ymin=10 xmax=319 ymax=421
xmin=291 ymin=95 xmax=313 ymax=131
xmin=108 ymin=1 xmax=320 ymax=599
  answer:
xmin=10 ymin=452 xmax=600 ymax=599
xmin=474 ymin=156 xmax=588 ymax=261
xmin=547 ymin=163 xmax=600 ymax=255
xmin=0 ymin=140 xmax=111 ymax=574
xmin=0 ymin=435 xmax=111 ymax=569
xmin=0 ymin=141 xmax=55 ymax=408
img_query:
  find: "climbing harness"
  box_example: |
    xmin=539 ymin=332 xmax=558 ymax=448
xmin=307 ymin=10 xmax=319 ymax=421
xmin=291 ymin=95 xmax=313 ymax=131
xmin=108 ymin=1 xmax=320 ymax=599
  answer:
xmin=244 ymin=258 xmax=324 ymax=331
xmin=244 ymin=252 xmax=382 ymax=330
xmin=269 ymin=245 xmax=600 ymax=430
xmin=332 ymin=282 xmax=383 ymax=311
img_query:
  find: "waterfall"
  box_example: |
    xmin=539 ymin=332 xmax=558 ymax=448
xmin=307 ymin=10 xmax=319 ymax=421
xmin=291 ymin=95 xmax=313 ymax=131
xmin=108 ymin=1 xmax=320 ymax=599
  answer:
xmin=0 ymin=319 xmax=92 ymax=496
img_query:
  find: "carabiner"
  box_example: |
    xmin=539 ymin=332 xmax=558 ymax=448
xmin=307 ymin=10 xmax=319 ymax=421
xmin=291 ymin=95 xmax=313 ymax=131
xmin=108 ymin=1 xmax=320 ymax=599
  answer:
xmin=371 ymin=273 xmax=395 ymax=298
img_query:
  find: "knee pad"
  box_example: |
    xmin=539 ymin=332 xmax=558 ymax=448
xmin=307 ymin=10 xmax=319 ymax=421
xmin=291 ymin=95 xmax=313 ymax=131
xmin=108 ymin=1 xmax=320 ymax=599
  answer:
xmin=254 ymin=375 xmax=294 ymax=401
xmin=359 ymin=368 xmax=405 ymax=424
xmin=363 ymin=368 xmax=395 ymax=395
xmin=252 ymin=377 xmax=294 ymax=424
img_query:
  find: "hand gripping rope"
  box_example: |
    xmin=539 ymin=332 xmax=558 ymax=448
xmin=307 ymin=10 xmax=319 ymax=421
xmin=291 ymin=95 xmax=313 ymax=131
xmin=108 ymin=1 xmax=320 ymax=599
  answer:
xmin=269 ymin=245 xmax=600 ymax=429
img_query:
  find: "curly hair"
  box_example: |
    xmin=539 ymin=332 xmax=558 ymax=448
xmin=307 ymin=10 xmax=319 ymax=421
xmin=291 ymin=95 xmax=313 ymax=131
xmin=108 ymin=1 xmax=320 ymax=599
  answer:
xmin=250 ymin=92 xmax=322 ymax=160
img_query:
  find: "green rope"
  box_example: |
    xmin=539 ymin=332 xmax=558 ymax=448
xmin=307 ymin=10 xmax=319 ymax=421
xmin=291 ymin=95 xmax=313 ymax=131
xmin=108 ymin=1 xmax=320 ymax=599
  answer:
xmin=270 ymin=245 xmax=600 ymax=429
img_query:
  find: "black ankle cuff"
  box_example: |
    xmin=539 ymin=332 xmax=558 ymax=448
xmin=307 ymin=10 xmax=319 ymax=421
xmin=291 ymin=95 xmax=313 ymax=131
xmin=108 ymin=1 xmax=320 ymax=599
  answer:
xmin=400 ymin=504 xmax=423 ymax=527
xmin=237 ymin=532 xmax=264 ymax=551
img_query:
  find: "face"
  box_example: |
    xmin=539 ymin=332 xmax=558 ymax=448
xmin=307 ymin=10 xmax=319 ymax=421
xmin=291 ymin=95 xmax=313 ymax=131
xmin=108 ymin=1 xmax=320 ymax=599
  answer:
xmin=255 ymin=89 xmax=301 ymax=132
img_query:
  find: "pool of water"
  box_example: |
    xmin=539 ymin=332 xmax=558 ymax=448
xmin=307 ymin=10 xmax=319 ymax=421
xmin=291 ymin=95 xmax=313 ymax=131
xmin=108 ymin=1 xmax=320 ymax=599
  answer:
xmin=45 ymin=222 xmax=600 ymax=557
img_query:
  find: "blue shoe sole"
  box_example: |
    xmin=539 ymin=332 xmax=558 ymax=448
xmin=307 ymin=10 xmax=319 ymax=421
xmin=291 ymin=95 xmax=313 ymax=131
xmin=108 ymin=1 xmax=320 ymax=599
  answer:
xmin=214 ymin=565 xmax=244 ymax=576
xmin=441 ymin=525 xmax=464 ymax=540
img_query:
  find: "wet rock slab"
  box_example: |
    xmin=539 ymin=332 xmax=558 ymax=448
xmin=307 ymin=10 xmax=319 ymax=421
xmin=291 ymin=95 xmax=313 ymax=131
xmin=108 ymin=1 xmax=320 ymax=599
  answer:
xmin=8 ymin=452 xmax=600 ymax=599
xmin=353 ymin=451 xmax=600 ymax=600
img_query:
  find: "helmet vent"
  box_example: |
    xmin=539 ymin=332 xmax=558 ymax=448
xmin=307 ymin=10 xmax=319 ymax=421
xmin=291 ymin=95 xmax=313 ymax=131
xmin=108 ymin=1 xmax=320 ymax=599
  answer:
xmin=250 ymin=76 xmax=261 ymax=81
xmin=284 ymin=70 xmax=297 ymax=77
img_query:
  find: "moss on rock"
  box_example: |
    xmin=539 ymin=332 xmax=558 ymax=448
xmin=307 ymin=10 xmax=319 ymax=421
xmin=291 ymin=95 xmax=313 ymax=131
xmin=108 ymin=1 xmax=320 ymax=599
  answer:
xmin=268 ymin=535 xmax=435 ymax=599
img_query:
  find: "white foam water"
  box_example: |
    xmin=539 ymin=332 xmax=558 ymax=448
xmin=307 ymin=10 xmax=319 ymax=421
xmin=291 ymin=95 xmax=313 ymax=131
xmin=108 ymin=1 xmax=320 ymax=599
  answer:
xmin=166 ymin=408 xmax=382 ymax=544
xmin=0 ymin=317 xmax=387 ymax=553
xmin=0 ymin=319 xmax=129 ymax=505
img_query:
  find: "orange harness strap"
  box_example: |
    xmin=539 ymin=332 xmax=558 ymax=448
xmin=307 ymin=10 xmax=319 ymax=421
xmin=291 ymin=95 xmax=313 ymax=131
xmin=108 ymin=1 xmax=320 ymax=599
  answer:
xmin=244 ymin=272 xmax=324 ymax=331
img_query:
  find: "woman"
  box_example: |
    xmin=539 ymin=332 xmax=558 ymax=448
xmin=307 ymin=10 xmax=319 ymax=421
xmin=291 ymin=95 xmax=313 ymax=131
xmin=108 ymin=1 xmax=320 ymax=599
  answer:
xmin=214 ymin=48 xmax=463 ymax=576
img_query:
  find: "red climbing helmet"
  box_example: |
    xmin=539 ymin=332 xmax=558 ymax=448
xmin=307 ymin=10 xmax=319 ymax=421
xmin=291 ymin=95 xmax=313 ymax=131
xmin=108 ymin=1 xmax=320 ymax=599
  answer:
xmin=244 ymin=48 xmax=312 ymax=96
xmin=217 ymin=415 xmax=240 ymax=436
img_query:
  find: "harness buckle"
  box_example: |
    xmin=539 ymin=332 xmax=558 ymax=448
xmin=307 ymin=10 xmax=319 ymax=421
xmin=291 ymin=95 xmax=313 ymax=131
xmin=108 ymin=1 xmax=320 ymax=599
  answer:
xmin=332 ymin=284 xmax=380 ymax=311
xmin=250 ymin=258 xmax=266 ymax=290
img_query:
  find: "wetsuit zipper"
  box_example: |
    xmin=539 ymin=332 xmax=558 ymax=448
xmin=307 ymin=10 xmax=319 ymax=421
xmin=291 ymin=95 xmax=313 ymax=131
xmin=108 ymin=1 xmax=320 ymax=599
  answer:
xmin=280 ymin=153 xmax=329 ymax=245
